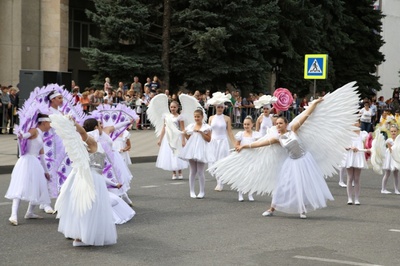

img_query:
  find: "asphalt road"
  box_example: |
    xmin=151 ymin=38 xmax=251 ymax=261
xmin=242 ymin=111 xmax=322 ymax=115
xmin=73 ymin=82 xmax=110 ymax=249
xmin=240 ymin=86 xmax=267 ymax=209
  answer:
xmin=1 ymin=163 xmax=399 ymax=266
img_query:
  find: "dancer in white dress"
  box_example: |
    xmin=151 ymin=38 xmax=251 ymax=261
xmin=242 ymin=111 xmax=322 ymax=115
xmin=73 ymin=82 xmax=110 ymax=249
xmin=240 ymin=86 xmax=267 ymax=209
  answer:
xmin=255 ymin=105 xmax=273 ymax=137
xmin=381 ymin=124 xmax=400 ymax=194
xmin=53 ymin=116 xmax=117 ymax=247
xmin=5 ymin=114 xmax=52 ymax=226
xmin=180 ymin=109 xmax=214 ymax=198
xmin=209 ymin=82 xmax=360 ymax=219
xmin=113 ymin=130 xmax=132 ymax=165
xmin=237 ymin=99 xmax=334 ymax=218
xmin=156 ymin=101 xmax=188 ymax=179
xmin=235 ymin=116 xmax=261 ymax=202
xmin=207 ymin=92 xmax=235 ymax=191
xmin=343 ymin=121 xmax=369 ymax=205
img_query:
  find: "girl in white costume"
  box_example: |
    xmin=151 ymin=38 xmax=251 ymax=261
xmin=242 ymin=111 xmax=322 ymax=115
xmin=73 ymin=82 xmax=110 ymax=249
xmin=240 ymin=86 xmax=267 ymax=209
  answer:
xmin=209 ymin=82 xmax=360 ymax=219
xmin=343 ymin=121 xmax=369 ymax=205
xmin=238 ymin=99 xmax=334 ymax=218
xmin=54 ymin=117 xmax=117 ymax=247
xmin=180 ymin=109 xmax=214 ymax=198
xmin=381 ymin=124 xmax=400 ymax=194
xmin=156 ymin=101 xmax=188 ymax=179
xmin=207 ymin=92 xmax=235 ymax=191
xmin=98 ymin=120 xmax=135 ymax=206
xmin=255 ymin=105 xmax=273 ymax=137
xmin=235 ymin=116 xmax=261 ymax=202
xmin=113 ymin=130 xmax=132 ymax=165
xmin=5 ymin=114 xmax=52 ymax=226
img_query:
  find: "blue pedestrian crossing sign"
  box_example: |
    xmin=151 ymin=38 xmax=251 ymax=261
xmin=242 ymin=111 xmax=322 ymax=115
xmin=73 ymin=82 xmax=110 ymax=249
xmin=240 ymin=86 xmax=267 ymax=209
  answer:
xmin=304 ymin=54 xmax=328 ymax=79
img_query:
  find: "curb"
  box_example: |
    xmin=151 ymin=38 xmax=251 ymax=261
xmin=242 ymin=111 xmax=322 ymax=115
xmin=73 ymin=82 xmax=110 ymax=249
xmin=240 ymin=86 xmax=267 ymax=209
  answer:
xmin=0 ymin=155 xmax=157 ymax=175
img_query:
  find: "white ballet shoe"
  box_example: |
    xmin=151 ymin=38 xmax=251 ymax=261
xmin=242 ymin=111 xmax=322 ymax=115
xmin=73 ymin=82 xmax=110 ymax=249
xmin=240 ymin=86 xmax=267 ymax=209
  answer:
xmin=73 ymin=240 xmax=89 ymax=247
xmin=178 ymin=175 xmax=183 ymax=180
xmin=172 ymin=174 xmax=177 ymax=180
xmin=354 ymin=200 xmax=361 ymax=205
xmin=24 ymin=213 xmax=43 ymax=219
xmin=347 ymin=199 xmax=353 ymax=205
xmin=338 ymin=182 xmax=347 ymax=188
xmin=395 ymin=190 xmax=400 ymax=195
xmin=381 ymin=190 xmax=392 ymax=194
xmin=262 ymin=210 xmax=273 ymax=217
xmin=196 ymin=193 xmax=205 ymax=199
xmin=238 ymin=195 xmax=244 ymax=202
xmin=44 ymin=206 xmax=55 ymax=214
xmin=9 ymin=217 xmax=18 ymax=226
xmin=190 ymin=192 xmax=196 ymax=198
xmin=300 ymin=213 xmax=307 ymax=219
xmin=248 ymin=195 xmax=254 ymax=202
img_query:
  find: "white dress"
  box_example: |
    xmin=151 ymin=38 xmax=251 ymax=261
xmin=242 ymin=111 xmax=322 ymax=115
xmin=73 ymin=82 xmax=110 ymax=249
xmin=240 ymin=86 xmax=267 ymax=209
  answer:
xmin=235 ymin=131 xmax=262 ymax=146
xmin=98 ymin=132 xmax=133 ymax=196
xmin=179 ymin=123 xmax=215 ymax=163
xmin=259 ymin=115 xmax=273 ymax=137
xmin=209 ymin=114 xmax=230 ymax=166
xmin=272 ymin=132 xmax=334 ymax=214
xmin=382 ymin=138 xmax=398 ymax=171
xmin=5 ymin=129 xmax=51 ymax=205
xmin=156 ymin=114 xmax=188 ymax=171
xmin=112 ymin=130 xmax=132 ymax=165
xmin=56 ymin=145 xmax=117 ymax=246
xmin=343 ymin=131 xmax=369 ymax=169
xmin=108 ymin=191 xmax=135 ymax=225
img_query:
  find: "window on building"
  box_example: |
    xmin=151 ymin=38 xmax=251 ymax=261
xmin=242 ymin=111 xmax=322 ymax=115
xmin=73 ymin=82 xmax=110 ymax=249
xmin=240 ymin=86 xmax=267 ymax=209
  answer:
xmin=69 ymin=8 xmax=98 ymax=49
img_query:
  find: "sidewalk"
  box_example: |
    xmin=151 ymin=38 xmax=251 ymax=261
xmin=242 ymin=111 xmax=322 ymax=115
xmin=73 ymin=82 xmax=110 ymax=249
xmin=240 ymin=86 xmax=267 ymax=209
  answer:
xmin=0 ymin=128 xmax=241 ymax=174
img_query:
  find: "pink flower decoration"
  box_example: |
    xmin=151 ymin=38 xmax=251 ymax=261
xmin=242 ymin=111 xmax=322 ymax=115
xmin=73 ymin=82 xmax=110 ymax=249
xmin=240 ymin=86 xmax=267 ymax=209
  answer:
xmin=273 ymin=88 xmax=293 ymax=111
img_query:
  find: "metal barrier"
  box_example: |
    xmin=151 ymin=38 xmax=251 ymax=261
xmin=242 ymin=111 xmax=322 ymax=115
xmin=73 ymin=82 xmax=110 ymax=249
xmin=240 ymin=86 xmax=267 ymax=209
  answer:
xmin=0 ymin=103 xmax=17 ymax=134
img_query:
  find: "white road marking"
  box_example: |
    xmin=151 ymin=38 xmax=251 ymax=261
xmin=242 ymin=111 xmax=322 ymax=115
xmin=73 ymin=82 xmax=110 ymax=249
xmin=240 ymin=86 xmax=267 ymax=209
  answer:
xmin=141 ymin=185 xmax=158 ymax=188
xmin=0 ymin=202 xmax=12 ymax=206
xmin=389 ymin=229 xmax=400 ymax=232
xmin=168 ymin=182 xmax=185 ymax=185
xmin=293 ymin=255 xmax=383 ymax=266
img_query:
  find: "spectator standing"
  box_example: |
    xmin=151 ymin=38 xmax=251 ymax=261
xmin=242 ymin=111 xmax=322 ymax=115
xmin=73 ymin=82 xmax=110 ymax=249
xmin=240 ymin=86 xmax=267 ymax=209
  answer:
xmin=130 ymin=76 xmax=142 ymax=95
xmin=150 ymin=76 xmax=161 ymax=93
xmin=8 ymin=87 xmax=19 ymax=134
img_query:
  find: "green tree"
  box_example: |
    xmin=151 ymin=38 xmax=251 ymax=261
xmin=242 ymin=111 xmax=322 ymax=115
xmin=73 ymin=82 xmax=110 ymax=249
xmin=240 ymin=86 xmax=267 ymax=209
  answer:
xmin=81 ymin=0 xmax=161 ymax=87
xmin=331 ymin=0 xmax=385 ymax=98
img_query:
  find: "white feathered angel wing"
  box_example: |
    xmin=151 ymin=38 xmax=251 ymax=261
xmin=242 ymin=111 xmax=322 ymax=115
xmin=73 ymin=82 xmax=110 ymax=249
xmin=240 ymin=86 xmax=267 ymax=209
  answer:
xmin=370 ymin=128 xmax=386 ymax=174
xmin=179 ymin=94 xmax=207 ymax=125
xmin=391 ymin=135 xmax=400 ymax=168
xmin=147 ymin=94 xmax=170 ymax=137
xmin=292 ymin=81 xmax=360 ymax=177
xmin=208 ymin=128 xmax=286 ymax=196
xmin=50 ymin=114 xmax=95 ymax=217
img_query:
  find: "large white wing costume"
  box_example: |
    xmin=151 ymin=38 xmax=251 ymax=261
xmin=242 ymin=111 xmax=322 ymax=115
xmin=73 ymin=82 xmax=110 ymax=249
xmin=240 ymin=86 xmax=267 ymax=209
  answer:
xmin=51 ymin=114 xmax=95 ymax=217
xmin=209 ymin=81 xmax=360 ymax=196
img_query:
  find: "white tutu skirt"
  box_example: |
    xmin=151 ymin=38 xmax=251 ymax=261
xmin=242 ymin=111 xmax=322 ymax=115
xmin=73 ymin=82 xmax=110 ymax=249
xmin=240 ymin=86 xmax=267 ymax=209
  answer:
xmin=113 ymin=151 xmax=133 ymax=194
xmin=272 ymin=152 xmax=334 ymax=214
xmin=120 ymin=151 xmax=132 ymax=165
xmin=343 ymin=150 xmax=368 ymax=169
xmin=109 ymin=192 xmax=135 ymax=225
xmin=56 ymin=169 xmax=117 ymax=246
xmin=156 ymin=137 xmax=188 ymax=171
xmin=5 ymin=155 xmax=51 ymax=205
xmin=179 ymin=133 xmax=215 ymax=163
xmin=382 ymin=149 xmax=398 ymax=171
xmin=208 ymin=138 xmax=230 ymax=166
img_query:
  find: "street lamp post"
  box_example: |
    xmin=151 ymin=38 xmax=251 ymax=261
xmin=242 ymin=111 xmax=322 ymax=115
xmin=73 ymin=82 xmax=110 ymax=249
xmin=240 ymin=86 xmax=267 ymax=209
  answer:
xmin=271 ymin=57 xmax=283 ymax=94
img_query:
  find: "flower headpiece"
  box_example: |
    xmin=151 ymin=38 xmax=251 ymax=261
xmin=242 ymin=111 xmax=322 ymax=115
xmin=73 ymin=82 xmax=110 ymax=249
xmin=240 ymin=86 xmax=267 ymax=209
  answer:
xmin=207 ymin=92 xmax=231 ymax=106
xmin=272 ymin=88 xmax=293 ymax=111
xmin=254 ymin=95 xmax=277 ymax=109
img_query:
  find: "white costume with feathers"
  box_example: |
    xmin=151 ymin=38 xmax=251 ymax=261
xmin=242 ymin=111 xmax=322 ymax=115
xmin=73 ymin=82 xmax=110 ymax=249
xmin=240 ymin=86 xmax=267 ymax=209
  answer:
xmin=147 ymin=94 xmax=205 ymax=171
xmin=209 ymin=82 xmax=360 ymax=213
xmin=51 ymin=114 xmax=116 ymax=246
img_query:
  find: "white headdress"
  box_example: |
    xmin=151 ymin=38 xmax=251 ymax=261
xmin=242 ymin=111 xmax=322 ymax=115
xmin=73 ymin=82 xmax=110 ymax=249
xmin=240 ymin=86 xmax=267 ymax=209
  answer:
xmin=254 ymin=95 xmax=277 ymax=109
xmin=207 ymin=92 xmax=231 ymax=106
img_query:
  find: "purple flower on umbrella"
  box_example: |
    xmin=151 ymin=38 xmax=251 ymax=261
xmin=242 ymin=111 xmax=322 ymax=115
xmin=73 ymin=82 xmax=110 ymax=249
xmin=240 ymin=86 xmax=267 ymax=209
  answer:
xmin=61 ymin=166 xmax=66 ymax=173
xmin=46 ymin=150 xmax=53 ymax=157
xmin=112 ymin=114 xmax=117 ymax=121
xmin=104 ymin=114 xmax=110 ymax=122
xmin=46 ymin=140 xmax=52 ymax=147
xmin=46 ymin=162 xmax=51 ymax=170
xmin=107 ymin=171 xmax=113 ymax=179
xmin=66 ymin=158 xmax=71 ymax=166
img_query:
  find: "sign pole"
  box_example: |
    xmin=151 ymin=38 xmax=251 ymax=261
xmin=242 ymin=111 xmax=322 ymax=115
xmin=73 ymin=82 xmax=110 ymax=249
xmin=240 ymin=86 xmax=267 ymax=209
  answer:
xmin=313 ymin=79 xmax=316 ymax=99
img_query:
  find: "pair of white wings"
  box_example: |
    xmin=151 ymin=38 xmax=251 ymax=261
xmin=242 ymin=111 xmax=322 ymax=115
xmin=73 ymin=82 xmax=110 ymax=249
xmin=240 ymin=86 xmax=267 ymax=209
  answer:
xmin=51 ymin=114 xmax=95 ymax=217
xmin=147 ymin=94 xmax=206 ymax=153
xmin=209 ymin=81 xmax=361 ymax=196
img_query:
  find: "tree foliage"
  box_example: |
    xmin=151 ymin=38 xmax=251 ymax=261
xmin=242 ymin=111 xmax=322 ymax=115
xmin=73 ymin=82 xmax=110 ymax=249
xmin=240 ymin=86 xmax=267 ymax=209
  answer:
xmin=81 ymin=0 xmax=385 ymax=97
